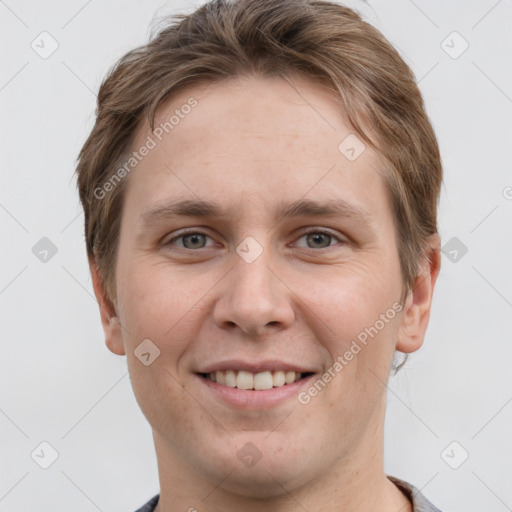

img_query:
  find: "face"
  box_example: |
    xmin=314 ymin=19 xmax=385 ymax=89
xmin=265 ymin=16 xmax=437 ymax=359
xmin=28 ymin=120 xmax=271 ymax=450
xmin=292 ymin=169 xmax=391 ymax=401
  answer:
xmin=92 ymin=74 xmax=438 ymax=498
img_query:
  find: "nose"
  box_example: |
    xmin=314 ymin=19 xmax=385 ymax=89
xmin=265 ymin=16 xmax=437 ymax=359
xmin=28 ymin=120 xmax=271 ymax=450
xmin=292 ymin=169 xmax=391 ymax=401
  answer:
xmin=212 ymin=244 xmax=295 ymax=338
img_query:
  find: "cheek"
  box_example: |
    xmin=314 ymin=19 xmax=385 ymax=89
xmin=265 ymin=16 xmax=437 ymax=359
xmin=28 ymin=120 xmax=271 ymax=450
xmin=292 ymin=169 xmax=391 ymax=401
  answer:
xmin=307 ymin=271 xmax=401 ymax=431
xmin=299 ymin=259 xmax=401 ymax=377
xmin=304 ymin=256 xmax=399 ymax=326
xmin=115 ymin=263 xmax=206 ymax=430
xmin=116 ymin=260 xmax=201 ymax=340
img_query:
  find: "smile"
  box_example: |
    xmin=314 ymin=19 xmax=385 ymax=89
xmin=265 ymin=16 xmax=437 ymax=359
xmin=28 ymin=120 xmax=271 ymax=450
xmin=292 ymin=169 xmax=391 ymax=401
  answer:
xmin=200 ymin=370 xmax=313 ymax=391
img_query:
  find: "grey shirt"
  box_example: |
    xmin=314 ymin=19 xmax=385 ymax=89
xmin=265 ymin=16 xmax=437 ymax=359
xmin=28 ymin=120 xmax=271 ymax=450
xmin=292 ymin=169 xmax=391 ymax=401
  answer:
xmin=134 ymin=475 xmax=442 ymax=511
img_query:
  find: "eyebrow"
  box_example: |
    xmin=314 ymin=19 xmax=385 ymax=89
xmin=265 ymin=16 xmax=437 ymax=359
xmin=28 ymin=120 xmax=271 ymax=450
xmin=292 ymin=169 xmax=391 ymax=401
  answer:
xmin=141 ymin=198 xmax=374 ymax=230
xmin=140 ymin=198 xmax=374 ymax=226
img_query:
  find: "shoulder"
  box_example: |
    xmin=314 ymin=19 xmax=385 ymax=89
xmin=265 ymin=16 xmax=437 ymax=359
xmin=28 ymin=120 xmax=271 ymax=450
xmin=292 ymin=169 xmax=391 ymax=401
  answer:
xmin=388 ymin=475 xmax=443 ymax=512
xmin=134 ymin=494 xmax=159 ymax=512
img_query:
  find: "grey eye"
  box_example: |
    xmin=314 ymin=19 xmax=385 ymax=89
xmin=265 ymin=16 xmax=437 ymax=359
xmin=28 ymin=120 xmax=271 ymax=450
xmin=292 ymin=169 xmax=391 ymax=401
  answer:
xmin=305 ymin=232 xmax=333 ymax=249
xmin=180 ymin=233 xmax=208 ymax=249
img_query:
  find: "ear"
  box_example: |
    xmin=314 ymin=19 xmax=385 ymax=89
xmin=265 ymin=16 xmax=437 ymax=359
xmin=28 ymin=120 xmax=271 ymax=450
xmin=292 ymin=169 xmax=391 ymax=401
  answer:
xmin=396 ymin=234 xmax=441 ymax=353
xmin=88 ymin=256 xmax=126 ymax=356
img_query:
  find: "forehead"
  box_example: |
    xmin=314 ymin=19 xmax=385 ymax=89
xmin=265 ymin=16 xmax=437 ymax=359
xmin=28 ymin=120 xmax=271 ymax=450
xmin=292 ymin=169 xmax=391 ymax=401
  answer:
xmin=151 ymin=74 xmax=354 ymax=160
xmin=124 ymin=74 xmax=390 ymax=221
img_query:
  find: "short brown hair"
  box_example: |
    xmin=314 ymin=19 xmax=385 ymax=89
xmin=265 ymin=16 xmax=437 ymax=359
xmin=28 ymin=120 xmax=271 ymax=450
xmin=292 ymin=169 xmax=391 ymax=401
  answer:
xmin=76 ymin=0 xmax=442 ymax=306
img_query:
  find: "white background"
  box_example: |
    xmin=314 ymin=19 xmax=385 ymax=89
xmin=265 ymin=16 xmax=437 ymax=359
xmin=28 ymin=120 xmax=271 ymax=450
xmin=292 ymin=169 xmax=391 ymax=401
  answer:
xmin=1 ymin=0 xmax=511 ymax=511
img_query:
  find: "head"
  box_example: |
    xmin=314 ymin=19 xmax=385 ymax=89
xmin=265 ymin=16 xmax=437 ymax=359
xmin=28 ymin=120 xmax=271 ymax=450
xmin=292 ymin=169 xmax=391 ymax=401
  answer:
xmin=77 ymin=0 xmax=441 ymax=500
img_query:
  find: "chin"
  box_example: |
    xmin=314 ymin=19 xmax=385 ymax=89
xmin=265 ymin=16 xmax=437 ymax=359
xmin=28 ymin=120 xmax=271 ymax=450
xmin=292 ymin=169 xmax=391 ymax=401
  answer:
xmin=197 ymin=437 xmax=315 ymax=499
xmin=216 ymin=465 xmax=305 ymax=499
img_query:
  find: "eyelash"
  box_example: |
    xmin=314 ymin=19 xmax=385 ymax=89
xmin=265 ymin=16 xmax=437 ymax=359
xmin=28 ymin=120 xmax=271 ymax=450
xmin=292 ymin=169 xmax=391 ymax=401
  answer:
xmin=164 ymin=227 xmax=346 ymax=251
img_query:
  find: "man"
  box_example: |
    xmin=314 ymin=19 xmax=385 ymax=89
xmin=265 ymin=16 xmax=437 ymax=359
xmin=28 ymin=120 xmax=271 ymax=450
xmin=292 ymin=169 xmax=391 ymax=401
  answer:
xmin=76 ymin=0 xmax=443 ymax=510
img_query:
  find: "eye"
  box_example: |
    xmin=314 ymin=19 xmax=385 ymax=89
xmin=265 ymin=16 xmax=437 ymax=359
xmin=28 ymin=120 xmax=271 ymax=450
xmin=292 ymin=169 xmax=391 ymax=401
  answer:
xmin=165 ymin=230 xmax=216 ymax=250
xmin=163 ymin=228 xmax=346 ymax=252
xmin=294 ymin=229 xmax=345 ymax=250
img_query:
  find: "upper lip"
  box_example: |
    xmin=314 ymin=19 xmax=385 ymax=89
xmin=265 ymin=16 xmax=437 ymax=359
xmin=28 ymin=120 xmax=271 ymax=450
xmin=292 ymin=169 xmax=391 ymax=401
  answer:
xmin=197 ymin=359 xmax=318 ymax=374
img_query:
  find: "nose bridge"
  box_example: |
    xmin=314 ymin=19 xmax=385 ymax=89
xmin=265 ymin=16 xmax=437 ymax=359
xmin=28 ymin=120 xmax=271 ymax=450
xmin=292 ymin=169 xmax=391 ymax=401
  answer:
xmin=213 ymin=234 xmax=294 ymax=336
xmin=234 ymin=242 xmax=274 ymax=305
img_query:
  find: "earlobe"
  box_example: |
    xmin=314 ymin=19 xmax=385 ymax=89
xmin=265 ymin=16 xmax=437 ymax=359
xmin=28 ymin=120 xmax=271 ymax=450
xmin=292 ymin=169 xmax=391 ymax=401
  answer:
xmin=396 ymin=235 xmax=441 ymax=354
xmin=88 ymin=256 xmax=126 ymax=356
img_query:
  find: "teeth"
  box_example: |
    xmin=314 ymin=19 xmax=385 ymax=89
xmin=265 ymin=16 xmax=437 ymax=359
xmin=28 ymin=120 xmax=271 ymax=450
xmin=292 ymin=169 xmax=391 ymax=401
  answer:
xmin=285 ymin=371 xmax=296 ymax=384
xmin=254 ymin=371 xmax=273 ymax=390
xmin=225 ymin=370 xmax=237 ymax=388
xmin=272 ymin=370 xmax=286 ymax=387
xmin=236 ymin=370 xmax=254 ymax=389
xmin=207 ymin=370 xmax=304 ymax=390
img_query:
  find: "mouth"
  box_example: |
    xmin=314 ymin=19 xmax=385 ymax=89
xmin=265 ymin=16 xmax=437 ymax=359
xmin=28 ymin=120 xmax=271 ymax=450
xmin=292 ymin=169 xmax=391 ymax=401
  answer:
xmin=195 ymin=360 xmax=319 ymax=408
xmin=198 ymin=370 xmax=315 ymax=391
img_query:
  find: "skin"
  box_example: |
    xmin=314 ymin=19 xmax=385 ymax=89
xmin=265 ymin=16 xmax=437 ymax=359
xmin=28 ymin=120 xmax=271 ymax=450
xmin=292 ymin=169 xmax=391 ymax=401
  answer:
xmin=90 ymin=74 xmax=440 ymax=512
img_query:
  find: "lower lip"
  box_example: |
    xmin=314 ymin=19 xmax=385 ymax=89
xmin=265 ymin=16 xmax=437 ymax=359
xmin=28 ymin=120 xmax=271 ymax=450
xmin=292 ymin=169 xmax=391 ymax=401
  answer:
xmin=196 ymin=374 xmax=315 ymax=409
